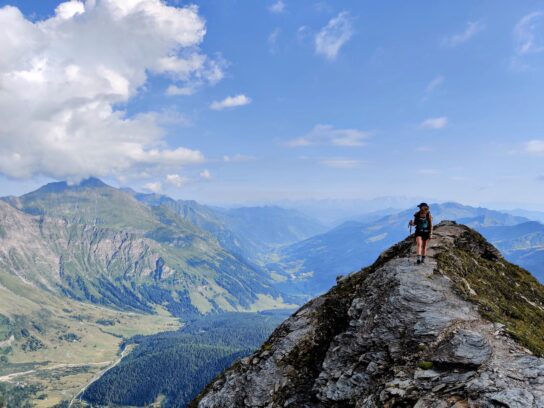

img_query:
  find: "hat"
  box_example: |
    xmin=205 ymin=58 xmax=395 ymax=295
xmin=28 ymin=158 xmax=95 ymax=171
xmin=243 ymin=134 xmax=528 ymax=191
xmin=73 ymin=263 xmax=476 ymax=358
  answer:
xmin=417 ymin=202 xmax=429 ymax=208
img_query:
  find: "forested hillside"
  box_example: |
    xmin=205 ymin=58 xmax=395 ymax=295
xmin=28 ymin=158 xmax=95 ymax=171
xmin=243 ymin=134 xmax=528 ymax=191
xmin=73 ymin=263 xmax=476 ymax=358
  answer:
xmin=82 ymin=311 xmax=292 ymax=407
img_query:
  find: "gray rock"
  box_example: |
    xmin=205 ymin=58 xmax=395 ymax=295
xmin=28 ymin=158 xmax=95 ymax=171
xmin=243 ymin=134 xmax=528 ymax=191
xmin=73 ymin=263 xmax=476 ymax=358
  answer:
xmin=194 ymin=222 xmax=544 ymax=408
xmin=432 ymin=329 xmax=491 ymax=366
xmin=490 ymin=389 xmax=535 ymax=408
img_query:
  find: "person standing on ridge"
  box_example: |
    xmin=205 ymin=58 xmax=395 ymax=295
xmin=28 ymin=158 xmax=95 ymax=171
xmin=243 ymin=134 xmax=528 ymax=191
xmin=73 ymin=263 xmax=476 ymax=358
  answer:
xmin=408 ymin=203 xmax=433 ymax=264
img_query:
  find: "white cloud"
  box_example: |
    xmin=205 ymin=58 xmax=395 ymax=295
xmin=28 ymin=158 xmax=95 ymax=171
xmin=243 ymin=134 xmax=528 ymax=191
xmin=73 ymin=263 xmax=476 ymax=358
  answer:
xmin=268 ymin=0 xmax=285 ymax=14
xmin=165 ymin=173 xmax=189 ymax=188
xmin=442 ymin=20 xmax=485 ymax=47
xmin=268 ymin=28 xmax=281 ymax=53
xmin=525 ymin=140 xmax=544 ymax=154
xmin=144 ymin=181 xmax=162 ymax=193
xmin=420 ymin=117 xmax=448 ymax=130
xmin=285 ymin=124 xmax=369 ymax=147
xmin=0 ymin=1 xmax=216 ymax=181
xmin=210 ymin=94 xmax=252 ymax=110
xmin=200 ymin=169 xmax=212 ymax=180
xmin=315 ymin=11 xmax=354 ymax=61
xmin=166 ymin=85 xmax=195 ymax=96
xmin=514 ymin=12 xmax=544 ymax=55
xmin=424 ymin=75 xmax=444 ymax=95
xmin=320 ymin=158 xmax=361 ymax=168
xmin=223 ymin=154 xmax=256 ymax=162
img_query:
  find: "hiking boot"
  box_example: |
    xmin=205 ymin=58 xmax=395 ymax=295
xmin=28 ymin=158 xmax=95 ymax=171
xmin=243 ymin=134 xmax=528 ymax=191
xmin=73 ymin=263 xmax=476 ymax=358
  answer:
xmin=416 ymin=259 xmax=421 ymax=265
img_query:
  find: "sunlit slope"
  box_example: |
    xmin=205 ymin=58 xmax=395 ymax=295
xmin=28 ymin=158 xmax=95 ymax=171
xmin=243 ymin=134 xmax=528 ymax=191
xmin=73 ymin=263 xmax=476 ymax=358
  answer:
xmin=0 ymin=180 xmax=293 ymax=316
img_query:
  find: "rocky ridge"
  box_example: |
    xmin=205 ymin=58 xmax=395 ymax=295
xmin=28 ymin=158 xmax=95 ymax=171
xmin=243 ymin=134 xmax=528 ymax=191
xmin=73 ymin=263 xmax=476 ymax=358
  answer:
xmin=193 ymin=221 xmax=544 ymax=407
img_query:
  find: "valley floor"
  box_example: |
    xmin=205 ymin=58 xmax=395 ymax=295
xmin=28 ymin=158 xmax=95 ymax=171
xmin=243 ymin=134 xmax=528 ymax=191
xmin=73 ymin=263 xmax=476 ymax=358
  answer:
xmin=0 ymin=303 xmax=180 ymax=407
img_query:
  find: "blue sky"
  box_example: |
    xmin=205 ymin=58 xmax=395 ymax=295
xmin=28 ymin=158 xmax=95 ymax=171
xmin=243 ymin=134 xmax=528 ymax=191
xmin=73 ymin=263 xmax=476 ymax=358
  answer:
xmin=0 ymin=0 xmax=543 ymax=209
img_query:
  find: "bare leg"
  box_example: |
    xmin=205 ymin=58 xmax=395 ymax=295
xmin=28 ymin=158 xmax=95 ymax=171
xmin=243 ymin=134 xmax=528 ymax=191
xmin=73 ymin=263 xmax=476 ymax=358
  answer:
xmin=422 ymin=239 xmax=428 ymax=257
xmin=416 ymin=236 xmax=423 ymax=256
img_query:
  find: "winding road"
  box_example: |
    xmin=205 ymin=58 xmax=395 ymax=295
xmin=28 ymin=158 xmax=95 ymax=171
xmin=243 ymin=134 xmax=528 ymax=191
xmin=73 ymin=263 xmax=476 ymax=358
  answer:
xmin=69 ymin=345 xmax=131 ymax=407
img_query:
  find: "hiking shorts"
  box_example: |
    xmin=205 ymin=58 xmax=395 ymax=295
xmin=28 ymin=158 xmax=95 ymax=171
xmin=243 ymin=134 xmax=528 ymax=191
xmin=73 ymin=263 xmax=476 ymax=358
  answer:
xmin=415 ymin=231 xmax=431 ymax=240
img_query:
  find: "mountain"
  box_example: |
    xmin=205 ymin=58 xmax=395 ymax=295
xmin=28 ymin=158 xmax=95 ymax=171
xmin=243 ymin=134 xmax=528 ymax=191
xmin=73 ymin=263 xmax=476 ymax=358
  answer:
xmin=0 ymin=179 xmax=302 ymax=406
xmin=131 ymin=193 xmax=259 ymax=261
xmin=217 ymin=206 xmax=326 ymax=249
xmin=502 ymin=208 xmax=544 ymax=223
xmin=0 ymin=179 xmax=295 ymax=317
xmin=193 ymin=221 xmax=544 ymax=407
xmin=271 ymin=202 xmax=533 ymax=295
xmin=478 ymin=221 xmax=544 ymax=282
xmin=132 ymin=194 xmax=326 ymax=261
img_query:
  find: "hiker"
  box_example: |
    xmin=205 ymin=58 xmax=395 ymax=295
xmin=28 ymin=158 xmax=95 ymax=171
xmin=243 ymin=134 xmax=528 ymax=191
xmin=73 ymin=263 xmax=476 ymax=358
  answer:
xmin=408 ymin=203 xmax=433 ymax=264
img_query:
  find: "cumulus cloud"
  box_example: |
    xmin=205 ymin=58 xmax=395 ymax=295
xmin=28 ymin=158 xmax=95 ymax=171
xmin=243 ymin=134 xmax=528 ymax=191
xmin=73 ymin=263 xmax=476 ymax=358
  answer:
xmin=144 ymin=181 xmax=162 ymax=193
xmin=210 ymin=94 xmax=252 ymax=110
xmin=268 ymin=0 xmax=285 ymax=14
xmin=0 ymin=0 xmax=218 ymax=181
xmin=285 ymin=124 xmax=369 ymax=147
xmin=514 ymin=12 xmax=544 ymax=55
xmin=420 ymin=117 xmax=448 ymax=130
xmin=442 ymin=20 xmax=485 ymax=47
xmin=315 ymin=11 xmax=354 ymax=60
xmin=165 ymin=173 xmax=189 ymax=188
xmin=525 ymin=140 xmax=544 ymax=154
xmin=320 ymin=158 xmax=361 ymax=168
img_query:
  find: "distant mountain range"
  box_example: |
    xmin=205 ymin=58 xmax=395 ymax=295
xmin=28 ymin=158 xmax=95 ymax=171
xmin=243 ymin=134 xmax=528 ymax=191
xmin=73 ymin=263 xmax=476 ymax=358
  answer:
xmin=2 ymin=180 xmax=542 ymax=317
xmin=132 ymin=192 xmax=326 ymax=261
xmin=269 ymin=202 xmax=543 ymax=295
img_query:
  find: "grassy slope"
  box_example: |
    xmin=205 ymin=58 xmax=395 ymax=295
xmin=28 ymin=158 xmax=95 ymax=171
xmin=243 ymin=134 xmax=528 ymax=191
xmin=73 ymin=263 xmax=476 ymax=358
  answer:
xmin=435 ymin=225 xmax=544 ymax=356
xmin=0 ymin=276 xmax=179 ymax=407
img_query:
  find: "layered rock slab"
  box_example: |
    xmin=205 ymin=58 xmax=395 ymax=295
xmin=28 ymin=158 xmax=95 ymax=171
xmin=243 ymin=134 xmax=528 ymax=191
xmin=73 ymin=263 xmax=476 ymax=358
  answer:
xmin=193 ymin=222 xmax=544 ymax=408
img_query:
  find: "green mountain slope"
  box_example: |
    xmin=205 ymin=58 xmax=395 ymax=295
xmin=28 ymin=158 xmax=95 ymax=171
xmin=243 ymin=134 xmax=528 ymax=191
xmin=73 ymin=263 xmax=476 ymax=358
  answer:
xmin=0 ymin=180 xmax=294 ymax=316
xmin=133 ymin=193 xmax=327 ymax=261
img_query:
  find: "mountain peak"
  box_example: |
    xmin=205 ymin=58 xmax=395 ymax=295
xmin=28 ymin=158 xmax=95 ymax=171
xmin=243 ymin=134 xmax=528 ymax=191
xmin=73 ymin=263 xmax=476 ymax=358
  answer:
xmin=28 ymin=177 xmax=110 ymax=195
xmin=193 ymin=221 xmax=544 ymax=407
xmin=77 ymin=177 xmax=108 ymax=188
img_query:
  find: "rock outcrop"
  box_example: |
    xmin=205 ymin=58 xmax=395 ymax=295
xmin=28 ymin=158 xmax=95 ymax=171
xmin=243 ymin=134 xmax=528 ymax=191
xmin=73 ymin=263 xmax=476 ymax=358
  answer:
xmin=192 ymin=221 xmax=544 ymax=407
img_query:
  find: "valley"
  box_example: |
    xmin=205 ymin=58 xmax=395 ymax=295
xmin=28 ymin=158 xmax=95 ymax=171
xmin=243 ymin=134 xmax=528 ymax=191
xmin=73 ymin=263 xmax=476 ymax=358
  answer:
xmin=0 ymin=179 xmax=543 ymax=407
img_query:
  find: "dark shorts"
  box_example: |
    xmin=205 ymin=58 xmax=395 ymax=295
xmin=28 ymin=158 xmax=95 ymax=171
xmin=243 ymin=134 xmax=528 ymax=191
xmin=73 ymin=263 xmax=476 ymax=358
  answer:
xmin=415 ymin=231 xmax=430 ymax=240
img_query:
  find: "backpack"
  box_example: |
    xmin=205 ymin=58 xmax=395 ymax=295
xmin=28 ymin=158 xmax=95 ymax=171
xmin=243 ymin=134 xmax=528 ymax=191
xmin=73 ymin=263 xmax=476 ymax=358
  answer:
xmin=414 ymin=212 xmax=431 ymax=232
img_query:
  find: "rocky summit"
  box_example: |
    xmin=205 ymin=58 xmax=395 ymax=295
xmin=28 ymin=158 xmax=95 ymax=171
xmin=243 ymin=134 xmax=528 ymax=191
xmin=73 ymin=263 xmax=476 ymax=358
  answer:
xmin=192 ymin=221 xmax=544 ymax=407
